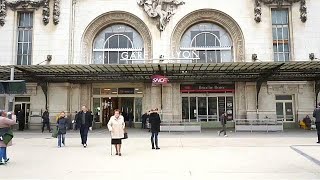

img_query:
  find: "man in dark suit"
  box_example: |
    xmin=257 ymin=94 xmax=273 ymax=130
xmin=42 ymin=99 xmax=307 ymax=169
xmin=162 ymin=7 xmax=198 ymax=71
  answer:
xmin=76 ymin=106 xmax=93 ymax=148
xmin=41 ymin=109 xmax=51 ymax=133
xmin=312 ymin=103 xmax=320 ymax=144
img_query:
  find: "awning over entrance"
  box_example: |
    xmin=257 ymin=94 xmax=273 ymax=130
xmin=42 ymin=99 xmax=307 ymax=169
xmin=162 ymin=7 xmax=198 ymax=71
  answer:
xmin=1 ymin=61 xmax=320 ymax=83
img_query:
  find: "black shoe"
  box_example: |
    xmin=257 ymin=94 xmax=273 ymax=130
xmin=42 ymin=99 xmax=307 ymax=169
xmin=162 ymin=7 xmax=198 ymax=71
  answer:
xmin=156 ymin=147 xmax=160 ymax=150
xmin=83 ymin=144 xmax=87 ymax=148
xmin=0 ymin=162 xmax=4 ymax=165
xmin=5 ymin=158 xmax=9 ymax=163
xmin=152 ymin=147 xmax=155 ymax=149
xmin=317 ymin=142 xmax=320 ymax=144
xmin=119 ymin=153 xmax=122 ymax=156
xmin=116 ymin=152 xmax=119 ymax=155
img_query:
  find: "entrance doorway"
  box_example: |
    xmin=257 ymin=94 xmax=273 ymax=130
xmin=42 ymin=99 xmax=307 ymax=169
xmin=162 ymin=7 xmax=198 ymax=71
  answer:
xmin=14 ymin=102 xmax=30 ymax=127
xmin=276 ymin=95 xmax=294 ymax=122
xmin=100 ymin=97 xmax=135 ymax=126
xmin=182 ymin=95 xmax=234 ymax=122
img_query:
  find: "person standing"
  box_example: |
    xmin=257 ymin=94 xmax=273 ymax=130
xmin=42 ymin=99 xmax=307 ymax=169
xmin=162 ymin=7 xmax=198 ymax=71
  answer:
xmin=128 ymin=110 xmax=134 ymax=128
xmin=42 ymin=109 xmax=51 ymax=133
xmin=57 ymin=112 xmax=68 ymax=148
xmin=76 ymin=106 xmax=93 ymax=148
xmin=17 ymin=109 xmax=25 ymax=131
xmin=218 ymin=111 xmax=228 ymax=137
xmin=312 ymin=103 xmax=320 ymax=144
xmin=149 ymin=108 xmax=161 ymax=150
xmin=108 ymin=109 xmax=125 ymax=156
xmin=0 ymin=110 xmax=16 ymax=165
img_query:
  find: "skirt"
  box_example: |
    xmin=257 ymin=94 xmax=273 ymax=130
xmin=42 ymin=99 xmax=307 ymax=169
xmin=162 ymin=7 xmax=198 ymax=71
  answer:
xmin=111 ymin=138 xmax=122 ymax=145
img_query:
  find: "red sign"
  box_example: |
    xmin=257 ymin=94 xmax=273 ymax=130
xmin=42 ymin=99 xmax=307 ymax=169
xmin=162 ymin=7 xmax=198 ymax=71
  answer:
xmin=151 ymin=75 xmax=169 ymax=85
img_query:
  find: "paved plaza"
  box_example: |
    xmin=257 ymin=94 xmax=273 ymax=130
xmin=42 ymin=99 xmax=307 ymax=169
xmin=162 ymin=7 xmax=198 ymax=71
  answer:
xmin=1 ymin=129 xmax=320 ymax=180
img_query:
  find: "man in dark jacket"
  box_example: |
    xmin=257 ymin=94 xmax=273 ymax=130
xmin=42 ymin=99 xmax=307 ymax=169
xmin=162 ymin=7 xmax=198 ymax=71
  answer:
xmin=149 ymin=108 xmax=161 ymax=150
xmin=76 ymin=106 xmax=93 ymax=148
xmin=17 ymin=109 xmax=25 ymax=131
xmin=141 ymin=111 xmax=149 ymax=129
xmin=312 ymin=103 xmax=320 ymax=143
xmin=218 ymin=111 xmax=227 ymax=137
xmin=41 ymin=109 xmax=51 ymax=133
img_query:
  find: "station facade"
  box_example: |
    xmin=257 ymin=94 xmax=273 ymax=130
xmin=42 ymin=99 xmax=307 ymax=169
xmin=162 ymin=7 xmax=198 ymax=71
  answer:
xmin=0 ymin=0 xmax=320 ymax=128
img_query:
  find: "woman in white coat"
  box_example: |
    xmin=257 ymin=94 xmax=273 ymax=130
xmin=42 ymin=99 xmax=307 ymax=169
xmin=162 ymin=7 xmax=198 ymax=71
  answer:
xmin=108 ymin=109 xmax=125 ymax=156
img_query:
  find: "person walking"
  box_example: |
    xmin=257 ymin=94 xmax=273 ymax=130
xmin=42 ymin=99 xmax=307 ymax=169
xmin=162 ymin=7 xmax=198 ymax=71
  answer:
xmin=218 ymin=111 xmax=228 ymax=137
xmin=0 ymin=110 xmax=16 ymax=165
xmin=108 ymin=109 xmax=125 ymax=156
xmin=149 ymin=108 xmax=161 ymax=150
xmin=57 ymin=112 xmax=68 ymax=148
xmin=76 ymin=106 xmax=93 ymax=148
xmin=312 ymin=103 xmax=320 ymax=144
xmin=42 ymin=109 xmax=51 ymax=133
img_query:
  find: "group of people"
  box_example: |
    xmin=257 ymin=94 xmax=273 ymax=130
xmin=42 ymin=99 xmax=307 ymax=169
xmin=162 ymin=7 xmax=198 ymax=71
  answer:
xmin=55 ymin=106 xmax=93 ymax=148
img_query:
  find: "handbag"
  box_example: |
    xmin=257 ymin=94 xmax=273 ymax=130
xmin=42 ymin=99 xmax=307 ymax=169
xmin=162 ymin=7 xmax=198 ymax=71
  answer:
xmin=51 ymin=128 xmax=58 ymax=138
xmin=123 ymin=132 xmax=128 ymax=139
xmin=123 ymin=128 xmax=128 ymax=139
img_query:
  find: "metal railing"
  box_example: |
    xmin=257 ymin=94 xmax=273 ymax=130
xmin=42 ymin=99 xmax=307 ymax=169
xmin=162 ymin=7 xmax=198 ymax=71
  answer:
xmin=159 ymin=120 xmax=202 ymax=133
xmin=234 ymin=118 xmax=284 ymax=132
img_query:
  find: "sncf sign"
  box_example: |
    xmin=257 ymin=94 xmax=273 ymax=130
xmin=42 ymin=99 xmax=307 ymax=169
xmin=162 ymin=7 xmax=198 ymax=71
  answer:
xmin=151 ymin=75 xmax=169 ymax=85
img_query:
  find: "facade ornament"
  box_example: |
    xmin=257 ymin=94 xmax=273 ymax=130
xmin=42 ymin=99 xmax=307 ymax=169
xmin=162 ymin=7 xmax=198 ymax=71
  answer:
xmin=0 ymin=0 xmax=6 ymax=26
xmin=0 ymin=0 xmax=59 ymax=26
xmin=53 ymin=0 xmax=60 ymax=25
xmin=137 ymin=0 xmax=185 ymax=31
xmin=42 ymin=0 xmax=50 ymax=25
xmin=254 ymin=0 xmax=307 ymax=23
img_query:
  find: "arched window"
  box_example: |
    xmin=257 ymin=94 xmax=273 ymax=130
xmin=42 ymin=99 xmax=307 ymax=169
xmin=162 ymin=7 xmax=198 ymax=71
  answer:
xmin=93 ymin=24 xmax=144 ymax=64
xmin=180 ymin=23 xmax=233 ymax=63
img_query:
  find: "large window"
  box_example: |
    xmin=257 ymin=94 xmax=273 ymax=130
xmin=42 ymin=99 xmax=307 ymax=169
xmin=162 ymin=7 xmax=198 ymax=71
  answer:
xmin=93 ymin=24 xmax=144 ymax=64
xmin=17 ymin=12 xmax=33 ymax=65
xmin=272 ymin=9 xmax=290 ymax=62
xmin=180 ymin=23 xmax=233 ymax=63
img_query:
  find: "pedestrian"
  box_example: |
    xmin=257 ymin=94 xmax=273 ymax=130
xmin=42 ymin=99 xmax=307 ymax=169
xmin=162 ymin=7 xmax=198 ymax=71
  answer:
xmin=57 ymin=112 xmax=68 ymax=148
xmin=0 ymin=110 xmax=16 ymax=165
xmin=128 ymin=110 xmax=134 ymax=128
xmin=149 ymin=108 xmax=161 ymax=150
xmin=218 ymin=111 xmax=228 ymax=137
xmin=303 ymin=115 xmax=312 ymax=130
xmin=312 ymin=103 xmax=320 ymax=144
xmin=108 ymin=109 xmax=125 ymax=156
xmin=42 ymin=109 xmax=51 ymax=133
xmin=76 ymin=106 xmax=93 ymax=148
xmin=73 ymin=111 xmax=78 ymax=130
xmin=17 ymin=109 xmax=25 ymax=131
xmin=141 ymin=111 xmax=149 ymax=129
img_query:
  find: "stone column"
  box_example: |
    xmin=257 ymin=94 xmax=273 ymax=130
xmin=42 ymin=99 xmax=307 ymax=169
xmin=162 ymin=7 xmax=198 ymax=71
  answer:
xmin=245 ymin=82 xmax=258 ymax=119
xmin=80 ymin=84 xmax=92 ymax=108
xmin=235 ymin=82 xmax=246 ymax=119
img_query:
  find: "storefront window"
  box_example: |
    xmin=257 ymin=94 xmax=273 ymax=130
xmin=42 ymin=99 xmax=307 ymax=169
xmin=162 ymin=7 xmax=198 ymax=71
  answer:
xmin=180 ymin=22 xmax=233 ymax=63
xmin=93 ymin=98 xmax=101 ymax=122
xmin=93 ymin=24 xmax=144 ymax=64
xmin=134 ymin=98 xmax=142 ymax=122
xmin=182 ymin=96 xmax=233 ymax=122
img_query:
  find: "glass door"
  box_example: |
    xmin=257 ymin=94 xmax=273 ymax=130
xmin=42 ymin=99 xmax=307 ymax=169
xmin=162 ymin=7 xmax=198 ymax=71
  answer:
xmin=198 ymin=97 xmax=207 ymax=121
xmin=276 ymin=102 xmax=294 ymax=122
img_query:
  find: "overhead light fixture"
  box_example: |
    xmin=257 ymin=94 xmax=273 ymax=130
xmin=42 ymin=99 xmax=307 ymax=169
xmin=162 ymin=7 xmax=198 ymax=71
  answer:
xmin=37 ymin=55 xmax=52 ymax=65
xmin=309 ymin=53 xmax=318 ymax=60
xmin=252 ymin=54 xmax=258 ymax=61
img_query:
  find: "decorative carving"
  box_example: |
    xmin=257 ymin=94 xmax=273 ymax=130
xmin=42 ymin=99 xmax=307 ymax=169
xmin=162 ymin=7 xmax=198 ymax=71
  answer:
xmin=82 ymin=11 xmax=153 ymax=64
xmin=6 ymin=0 xmax=44 ymax=10
xmin=254 ymin=0 xmax=307 ymax=23
xmin=1 ymin=0 xmax=54 ymax=26
xmin=137 ymin=0 xmax=185 ymax=31
xmin=0 ymin=0 xmax=6 ymax=26
xmin=53 ymin=0 xmax=60 ymax=25
xmin=171 ymin=9 xmax=245 ymax=62
xmin=42 ymin=0 xmax=50 ymax=25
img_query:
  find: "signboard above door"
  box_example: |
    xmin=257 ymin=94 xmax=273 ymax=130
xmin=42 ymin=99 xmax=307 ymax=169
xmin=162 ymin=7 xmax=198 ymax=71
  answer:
xmin=180 ymin=84 xmax=235 ymax=93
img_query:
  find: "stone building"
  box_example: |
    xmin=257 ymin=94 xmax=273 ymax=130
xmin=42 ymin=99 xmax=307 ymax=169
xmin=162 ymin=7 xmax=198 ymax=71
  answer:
xmin=0 ymin=0 xmax=320 ymax=128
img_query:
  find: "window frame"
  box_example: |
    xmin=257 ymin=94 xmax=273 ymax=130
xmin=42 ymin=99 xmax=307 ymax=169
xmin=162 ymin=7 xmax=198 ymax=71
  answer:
xmin=270 ymin=7 xmax=293 ymax=62
xmin=16 ymin=11 xmax=34 ymax=65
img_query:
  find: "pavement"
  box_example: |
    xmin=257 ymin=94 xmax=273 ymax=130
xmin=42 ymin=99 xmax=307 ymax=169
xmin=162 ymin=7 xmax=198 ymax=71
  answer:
xmin=1 ymin=129 xmax=320 ymax=180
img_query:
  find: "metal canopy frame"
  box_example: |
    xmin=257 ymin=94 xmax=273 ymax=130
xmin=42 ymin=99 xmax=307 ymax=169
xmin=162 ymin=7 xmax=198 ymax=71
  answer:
xmin=0 ymin=61 xmax=320 ymax=83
